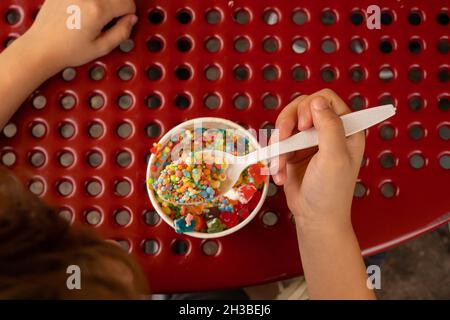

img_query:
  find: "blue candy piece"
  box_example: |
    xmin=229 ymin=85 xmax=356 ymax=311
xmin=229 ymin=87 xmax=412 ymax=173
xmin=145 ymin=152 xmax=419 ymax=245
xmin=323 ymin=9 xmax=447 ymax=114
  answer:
xmin=174 ymin=217 xmax=196 ymax=233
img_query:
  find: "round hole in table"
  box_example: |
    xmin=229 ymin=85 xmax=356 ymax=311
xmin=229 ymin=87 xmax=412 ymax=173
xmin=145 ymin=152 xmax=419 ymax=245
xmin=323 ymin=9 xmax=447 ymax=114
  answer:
xmin=233 ymin=65 xmax=251 ymax=81
xmin=439 ymin=154 xmax=450 ymax=169
xmin=85 ymin=209 xmax=103 ymax=226
xmin=89 ymin=93 xmax=105 ymax=110
xmin=117 ymin=94 xmax=134 ymax=110
xmin=262 ymin=93 xmax=279 ymax=110
xmin=57 ymin=180 xmax=74 ymax=197
xmin=59 ymin=122 xmax=76 ymax=139
xmin=117 ymin=65 xmax=135 ymax=81
xmin=5 ymin=7 xmax=22 ymax=25
xmin=234 ymin=36 xmax=251 ymax=53
xmin=350 ymin=37 xmax=366 ymax=54
xmin=117 ymin=122 xmax=134 ymax=139
xmin=59 ymin=150 xmax=75 ymax=168
xmin=438 ymin=124 xmax=449 ymax=141
xmin=32 ymin=95 xmax=47 ymax=110
xmin=120 ymin=39 xmax=134 ymax=53
xmin=29 ymin=150 xmax=46 ymax=168
xmin=86 ymin=179 xmax=103 ymax=197
xmin=409 ymin=153 xmax=426 ymax=169
xmin=292 ymin=9 xmax=308 ymax=25
xmin=61 ymin=68 xmax=77 ymax=81
xmin=147 ymin=36 xmax=164 ymax=53
xmin=292 ymin=65 xmax=309 ymax=81
xmin=205 ymin=36 xmax=222 ymax=53
xmin=89 ymin=65 xmax=106 ymax=81
xmin=115 ymin=179 xmax=132 ymax=197
xmin=202 ymin=240 xmax=220 ymax=256
xmin=176 ymin=36 xmax=193 ymax=53
xmin=171 ymin=239 xmax=189 ymax=255
xmin=321 ymin=9 xmax=337 ymax=25
xmin=408 ymin=123 xmax=425 ymax=140
xmin=437 ymin=66 xmax=449 ymax=83
xmin=233 ymin=93 xmax=251 ymax=110
xmin=380 ymin=181 xmax=397 ymax=198
xmin=321 ymin=37 xmax=337 ymax=54
xmin=263 ymin=9 xmax=279 ymax=25
xmin=147 ymin=65 xmax=163 ymax=81
xmin=379 ymin=152 xmax=397 ymax=169
xmin=262 ymin=211 xmax=279 ymax=227
xmin=87 ymin=150 xmax=104 ymax=168
xmin=379 ymin=124 xmax=396 ymax=140
xmin=233 ymin=8 xmax=251 ymax=24
xmin=354 ymin=182 xmax=367 ymax=198
xmin=148 ymin=8 xmax=165 ymax=24
xmin=263 ymin=36 xmax=279 ymax=53
xmin=350 ymin=65 xmax=365 ymax=82
xmin=292 ymin=37 xmax=308 ymax=54
xmin=146 ymin=93 xmax=163 ymax=109
xmin=115 ymin=209 xmax=132 ymax=226
xmin=204 ymin=93 xmax=221 ymax=110
xmin=437 ymin=37 xmax=449 ymax=54
xmin=262 ymin=65 xmax=279 ymax=81
xmin=408 ymin=94 xmax=425 ymax=111
xmin=143 ymin=239 xmax=160 ymax=255
xmin=30 ymin=122 xmax=47 ymax=139
xmin=205 ymin=8 xmax=222 ymax=25
xmin=116 ymin=150 xmax=133 ymax=168
xmin=60 ymin=93 xmax=77 ymax=110
xmin=175 ymin=64 xmax=192 ymax=81
xmin=176 ymin=8 xmax=193 ymax=24
xmin=144 ymin=210 xmax=160 ymax=226
xmin=2 ymin=123 xmax=17 ymax=138
xmin=28 ymin=178 xmax=45 ymax=196
xmin=205 ymin=64 xmax=221 ymax=81
xmin=1 ymin=151 xmax=16 ymax=167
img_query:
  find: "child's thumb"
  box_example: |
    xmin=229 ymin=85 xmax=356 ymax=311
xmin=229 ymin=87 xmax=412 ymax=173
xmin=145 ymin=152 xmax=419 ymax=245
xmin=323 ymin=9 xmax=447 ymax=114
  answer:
xmin=95 ymin=14 xmax=138 ymax=56
xmin=310 ymin=96 xmax=347 ymax=157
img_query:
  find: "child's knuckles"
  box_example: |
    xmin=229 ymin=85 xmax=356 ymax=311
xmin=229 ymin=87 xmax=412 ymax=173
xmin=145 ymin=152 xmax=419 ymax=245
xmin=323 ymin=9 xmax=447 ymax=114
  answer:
xmin=317 ymin=88 xmax=338 ymax=99
xmin=84 ymin=1 xmax=105 ymax=20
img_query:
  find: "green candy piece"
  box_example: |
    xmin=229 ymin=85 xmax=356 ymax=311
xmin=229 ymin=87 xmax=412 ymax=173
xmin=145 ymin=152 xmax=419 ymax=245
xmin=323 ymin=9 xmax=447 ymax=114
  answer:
xmin=207 ymin=218 xmax=225 ymax=233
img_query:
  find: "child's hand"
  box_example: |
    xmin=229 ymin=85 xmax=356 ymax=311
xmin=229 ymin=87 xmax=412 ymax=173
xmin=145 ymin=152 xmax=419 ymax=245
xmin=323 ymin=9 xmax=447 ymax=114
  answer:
xmin=271 ymin=89 xmax=365 ymax=229
xmin=24 ymin=0 xmax=137 ymax=71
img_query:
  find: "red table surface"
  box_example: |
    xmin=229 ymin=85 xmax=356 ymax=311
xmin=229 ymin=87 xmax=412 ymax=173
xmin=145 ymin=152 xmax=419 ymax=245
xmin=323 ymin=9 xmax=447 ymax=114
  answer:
xmin=0 ymin=0 xmax=449 ymax=293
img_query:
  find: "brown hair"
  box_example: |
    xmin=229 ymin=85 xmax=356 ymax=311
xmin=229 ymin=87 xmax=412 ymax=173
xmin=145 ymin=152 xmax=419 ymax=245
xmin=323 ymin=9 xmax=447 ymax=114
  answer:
xmin=0 ymin=166 xmax=149 ymax=299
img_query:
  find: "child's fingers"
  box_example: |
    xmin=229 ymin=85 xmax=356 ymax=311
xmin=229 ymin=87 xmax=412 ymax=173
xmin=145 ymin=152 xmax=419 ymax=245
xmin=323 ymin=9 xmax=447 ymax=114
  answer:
xmin=346 ymin=131 xmax=365 ymax=166
xmin=297 ymin=99 xmax=313 ymax=131
xmin=95 ymin=14 xmax=138 ymax=56
xmin=271 ymin=95 xmax=307 ymax=185
xmin=103 ymin=0 xmax=137 ymax=19
xmin=310 ymin=96 xmax=348 ymax=158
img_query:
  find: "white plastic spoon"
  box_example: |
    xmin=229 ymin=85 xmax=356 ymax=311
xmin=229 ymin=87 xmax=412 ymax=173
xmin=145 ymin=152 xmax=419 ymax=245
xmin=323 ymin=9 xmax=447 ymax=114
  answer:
xmin=159 ymin=104 xmax=396 ymax=205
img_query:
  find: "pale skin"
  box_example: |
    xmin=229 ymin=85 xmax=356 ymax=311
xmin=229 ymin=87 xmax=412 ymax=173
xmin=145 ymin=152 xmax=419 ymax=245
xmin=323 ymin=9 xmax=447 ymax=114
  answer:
xmin=0 ymin=0 xmax=375 ymax=299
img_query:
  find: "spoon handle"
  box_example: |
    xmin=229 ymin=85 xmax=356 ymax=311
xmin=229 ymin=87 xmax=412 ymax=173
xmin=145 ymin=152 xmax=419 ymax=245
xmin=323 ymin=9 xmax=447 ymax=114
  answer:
xmin=244 ymin=104 xmax=396 ymax=164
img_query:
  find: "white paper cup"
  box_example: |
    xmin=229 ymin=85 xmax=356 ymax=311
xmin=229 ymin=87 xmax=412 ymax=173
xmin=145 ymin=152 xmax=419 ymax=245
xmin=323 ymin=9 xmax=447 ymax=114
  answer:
xmin=146 ymin=117 xmax=269 ymax=239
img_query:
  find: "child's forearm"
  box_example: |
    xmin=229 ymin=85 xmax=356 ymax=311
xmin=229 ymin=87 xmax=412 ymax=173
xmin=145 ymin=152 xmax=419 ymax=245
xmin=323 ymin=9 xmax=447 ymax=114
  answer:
xmin=296 ymin=215 xmax=376 ymax=300
xmin=0 ymin=35 xmax=58 ymax=129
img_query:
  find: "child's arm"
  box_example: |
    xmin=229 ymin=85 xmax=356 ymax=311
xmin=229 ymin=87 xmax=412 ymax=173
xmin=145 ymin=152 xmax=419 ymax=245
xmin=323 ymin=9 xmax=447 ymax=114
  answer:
xmin=272 ymin=89 xmax=375 ymax=299
xmin=0 ymin=0 xmax=137 ymax=128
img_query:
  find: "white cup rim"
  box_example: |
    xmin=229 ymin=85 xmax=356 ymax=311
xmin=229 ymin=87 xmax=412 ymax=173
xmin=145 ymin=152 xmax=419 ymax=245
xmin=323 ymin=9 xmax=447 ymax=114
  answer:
xmin=146 ymin=117 xmax=269 ymax=239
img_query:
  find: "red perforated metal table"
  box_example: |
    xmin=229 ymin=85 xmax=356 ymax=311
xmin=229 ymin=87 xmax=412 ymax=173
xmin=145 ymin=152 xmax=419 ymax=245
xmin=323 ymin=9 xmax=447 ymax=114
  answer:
xmin=0 ymin=0 xmax=449 ymax=293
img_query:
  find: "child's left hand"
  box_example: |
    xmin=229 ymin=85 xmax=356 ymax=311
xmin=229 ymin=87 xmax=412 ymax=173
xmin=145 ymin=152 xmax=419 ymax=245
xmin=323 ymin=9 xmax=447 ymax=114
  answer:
xmin=23 ymin=0 xmax=137 ymax=72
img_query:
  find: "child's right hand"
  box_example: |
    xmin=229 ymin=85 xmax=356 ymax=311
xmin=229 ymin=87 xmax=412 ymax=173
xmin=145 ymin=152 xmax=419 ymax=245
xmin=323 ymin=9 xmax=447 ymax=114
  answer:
xmin=23 ymin=0 xmax=137 ymax=72
xmin=271 ymin=89 xmax=365 ymax=231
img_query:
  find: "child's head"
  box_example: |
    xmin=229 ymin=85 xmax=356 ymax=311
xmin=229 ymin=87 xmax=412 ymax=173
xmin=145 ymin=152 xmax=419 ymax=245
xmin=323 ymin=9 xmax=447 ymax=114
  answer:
xmin=0 ymin=166 xmax=148 ymax=299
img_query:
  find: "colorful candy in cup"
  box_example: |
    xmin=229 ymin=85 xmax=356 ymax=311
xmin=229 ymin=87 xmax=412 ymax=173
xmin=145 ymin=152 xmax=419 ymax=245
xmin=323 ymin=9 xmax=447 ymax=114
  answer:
xmin=147 ymin=128 xmax=267 ymax=234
